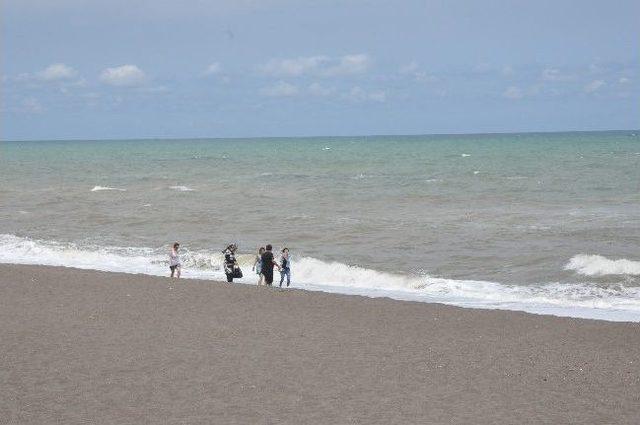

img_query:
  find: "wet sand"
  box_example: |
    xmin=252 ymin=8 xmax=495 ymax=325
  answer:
xmin=1 ymin=264 xmax=639 ymax=424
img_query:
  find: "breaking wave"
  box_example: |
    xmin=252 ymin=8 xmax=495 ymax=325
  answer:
xmin=565 ymin=254 xmax=640 ymax=276
xmin=1 ymin=234 xmax=639 ymax=322
xmin=169 ymin=185 xmax=195 ymax=192
xmin=91 ymin=186 xmax=126 ymax=192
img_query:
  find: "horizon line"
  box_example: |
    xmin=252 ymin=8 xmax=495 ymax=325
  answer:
xmin=2 ymin=128 xmax=638 ymax=143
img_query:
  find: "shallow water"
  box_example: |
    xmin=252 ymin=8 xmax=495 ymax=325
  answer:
xmin=1 ymin=131 xmax=639 ymax=320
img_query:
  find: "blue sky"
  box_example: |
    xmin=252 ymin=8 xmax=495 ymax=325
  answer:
xmin=2 ymin=0 xmax=638 ymax=140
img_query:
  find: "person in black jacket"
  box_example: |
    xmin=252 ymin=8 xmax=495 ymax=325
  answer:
xmin=260 ymin=244 xmax=280 ymax=286
xmin=223 ymin=244 xmax=241 ymax=283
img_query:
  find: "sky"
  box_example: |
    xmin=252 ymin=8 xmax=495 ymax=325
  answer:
xmin=1 ymin=0 xmax=639 ymax=140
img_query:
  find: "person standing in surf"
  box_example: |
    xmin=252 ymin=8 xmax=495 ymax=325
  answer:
xmin=223 ymin=244 xmax=242 ymax=283
xmin=260 ymin=244 xmax=280 ymax=286
xmin=253 ymin=246 xmax=266 ymax=286
xmin=279 ymin=247 xmax=291 ymax=287
xmin=169 ymin=242 xmax=181 ymax=278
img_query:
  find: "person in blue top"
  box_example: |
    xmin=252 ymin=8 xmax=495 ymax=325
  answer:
xmin=253 ymin=246 xmax=266 ymax=286
xmin=279 ymin=247 xmax=291 ymax=287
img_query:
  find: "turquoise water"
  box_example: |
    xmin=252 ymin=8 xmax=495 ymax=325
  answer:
xmin=1 ymin=131 xmax=640 ymax=320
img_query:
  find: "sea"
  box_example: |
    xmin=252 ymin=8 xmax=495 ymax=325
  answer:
xmin=1 ymin=131 xmax=639 ymax=322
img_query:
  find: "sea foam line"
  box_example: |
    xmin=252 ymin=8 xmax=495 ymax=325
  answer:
xmin=1 ymin=234 xmax=639 ymax=322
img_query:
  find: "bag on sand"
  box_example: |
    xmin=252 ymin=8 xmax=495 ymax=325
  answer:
xmin=233 ymin=267 xmax=243 ymax=279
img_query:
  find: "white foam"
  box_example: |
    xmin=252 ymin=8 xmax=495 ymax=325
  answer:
xmin=1 ymin=234 xmax=639 ymax=322
xmin=169 ymin=185 xmax=195 ymax=192
xmin=565 ymin=254 xmax=640 ymax=276
xmin=0 ymin=234 xmax=223 ymax=280
xmin=91 ymin=186 xmax=126 ymax=192
xmin=461 ymin=153 xmax=471 ymax=157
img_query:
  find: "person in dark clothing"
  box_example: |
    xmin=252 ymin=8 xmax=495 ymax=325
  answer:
xmin=223 ymin=244 xmax=241 ymax=283
xmin=260 ymin=244 xmax=280 ymax=286
xmin=279 ymin=247 xmax=291 ymax=287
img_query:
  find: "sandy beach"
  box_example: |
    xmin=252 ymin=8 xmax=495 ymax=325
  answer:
xmin=1 ymin=264 xmax=639 ymax=424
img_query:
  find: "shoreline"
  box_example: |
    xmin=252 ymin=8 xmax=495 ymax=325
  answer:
xmin=2 ymin=263 xmax=639 ymax=423
xmin=2 ymin=242 xmax=638 ymax=323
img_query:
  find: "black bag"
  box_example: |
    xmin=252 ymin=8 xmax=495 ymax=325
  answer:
xmin=233 ymin=267 xmax=243 ymax=279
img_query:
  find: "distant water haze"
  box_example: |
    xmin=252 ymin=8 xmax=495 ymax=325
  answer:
xmin=1 ymin=131 xmax=639 ymax=321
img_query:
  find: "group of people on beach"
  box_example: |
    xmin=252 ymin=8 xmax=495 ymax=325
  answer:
xmin=169 ymin=242 xmax=292 ymax=287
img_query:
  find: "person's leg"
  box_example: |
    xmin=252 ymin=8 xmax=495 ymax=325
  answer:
xmin=176 ymin=266 xmax=181 ymax=279
xmin=279 ymin=271 xmax=285 ymax=287
xmin=226 ymin=273 xmax=233 ymax=283
xmin=170 ymin=266 xmax=175 ymax=278
xmin=285 ymin=269 xmax=290 ymax=287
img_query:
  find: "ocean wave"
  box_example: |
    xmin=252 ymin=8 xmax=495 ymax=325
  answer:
xmin=565 ymin=254 xmax=640 ymax=276
xmin=91 ymin=186 xmax=126 ymax=192
xmin=1 ymin=234 xmax=639 ymax=322
xmin=169 ymin=185 xmax=195 ymax=192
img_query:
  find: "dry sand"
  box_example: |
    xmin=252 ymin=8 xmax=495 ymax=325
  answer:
xmin=1 ymin=264 xmax=639 ymax=424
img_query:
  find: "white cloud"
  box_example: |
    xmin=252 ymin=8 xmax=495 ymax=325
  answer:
xmin=414 ymin=72 xmax=438 ymax=83
xmin=260 ymin=53 xmax=371 ymax=77
xmin=260 ymin=81 xmax=299 ymax=97
xmin=501 ymin=65 xmax=514 ymax=76
xmin=541 ymin=68 xmax=573 ymax=82
xmin=368 ymin=90 xmax=386 ymax=102
xmin=503 ymin=86 xmax=524 ymax=100
xmin=138 ymin=85 xmax=169 ymax=93
xmin=345 ymin=86 xmax=386 ymax=102
xmin=473 ymin=62 xmax=492 ymax=73
xmin=619 ymin=77 xmax=630 ymax=84
xmin=308 ymin=82 xmax=334 ymax=97
xmin=204 ymin=62 xmax=222 ymax=75
xmin=323 ymin=54 xmax=370 ymax=76
xmin=588 ymin=62 xmax=605 ymax=74
xmin=38 ymin=63 xmax=77 ymax=81
xmin=261 ymin=56 xmax=329 ymax=77
xmin=399 ymin=61 xmax=437 ymax=83
xmin=584 ymin=80 xmax=605 ymax=93
xmin=21 ymin=97 xmax=44 ymax=113
xmin=399 ymin=61 xmax=419 ymax=75
xmin=14 ymin=73 xmax=32 ymax=82
xmin=100 ymin=65 xmax=146 ymax=87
